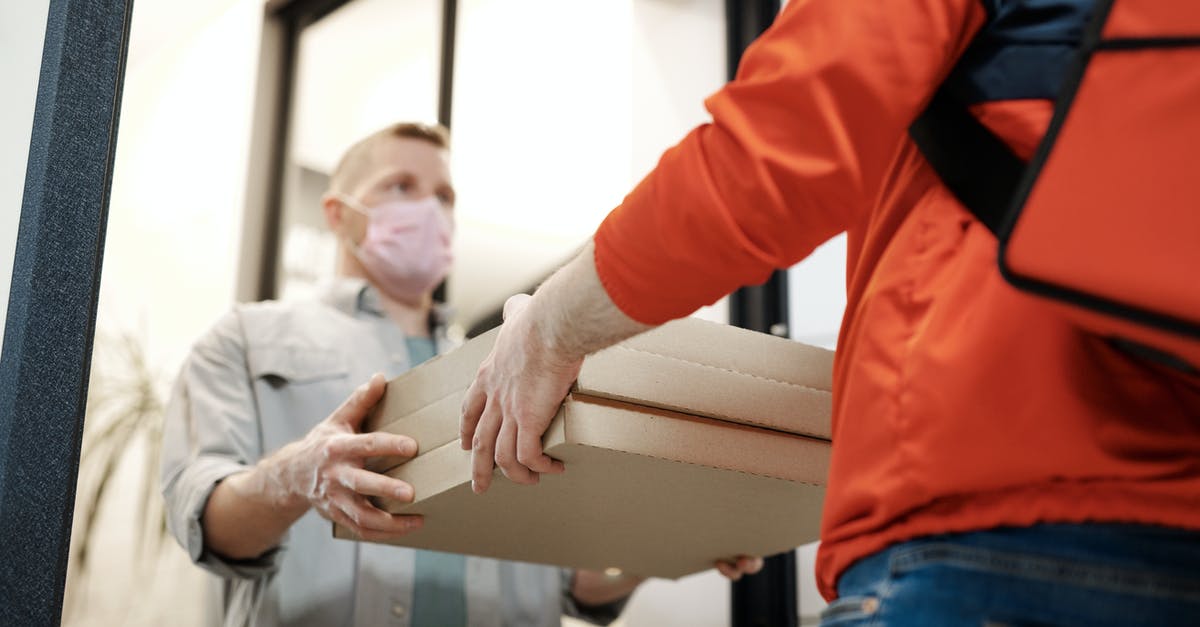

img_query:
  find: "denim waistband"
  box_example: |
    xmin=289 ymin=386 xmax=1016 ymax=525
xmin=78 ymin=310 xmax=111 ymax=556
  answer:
xmin=838 ymin=522 xmax=1200 ymax=599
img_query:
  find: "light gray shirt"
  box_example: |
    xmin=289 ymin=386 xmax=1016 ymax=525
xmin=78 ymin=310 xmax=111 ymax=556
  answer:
xmin=161 ymin=279 xmax=624 ymax=627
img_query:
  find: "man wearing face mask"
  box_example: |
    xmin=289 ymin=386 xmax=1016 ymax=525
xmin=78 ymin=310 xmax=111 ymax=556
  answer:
xmin=160 ymin=123 xmax=760 ymax=627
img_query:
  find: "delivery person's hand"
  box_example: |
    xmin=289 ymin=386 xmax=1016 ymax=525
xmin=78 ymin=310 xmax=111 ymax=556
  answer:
xmin=460 ymin=242 xmax=653 ymax=493
xmin=459 ymin=294 xmax=578 ymax=492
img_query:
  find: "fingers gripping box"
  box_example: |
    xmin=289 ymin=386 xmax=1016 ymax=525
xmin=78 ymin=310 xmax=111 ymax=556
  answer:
xmin=338 ymin=318 xmax=833 ymax=579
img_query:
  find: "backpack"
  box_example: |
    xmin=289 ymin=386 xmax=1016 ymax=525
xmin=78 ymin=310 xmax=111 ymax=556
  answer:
xmin=911 ymin=0 xmax=1200 ymax=375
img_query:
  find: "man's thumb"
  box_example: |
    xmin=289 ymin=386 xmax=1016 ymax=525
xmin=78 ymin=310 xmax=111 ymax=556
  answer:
xmin=337 ymin=373 xmax=387 ymax=429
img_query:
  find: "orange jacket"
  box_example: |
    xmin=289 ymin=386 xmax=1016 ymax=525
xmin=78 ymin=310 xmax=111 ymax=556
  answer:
xmin=593 ymin=0 xmax=1200 ymax=599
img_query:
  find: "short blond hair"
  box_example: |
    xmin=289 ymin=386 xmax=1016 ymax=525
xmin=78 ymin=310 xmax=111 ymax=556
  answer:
xmin=329 ymin=122 xmax=450 ymax=195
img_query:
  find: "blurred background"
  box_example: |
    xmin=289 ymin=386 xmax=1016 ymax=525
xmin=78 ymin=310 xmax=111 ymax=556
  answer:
xmin=1 ymin=0 xmax=846 ymax=625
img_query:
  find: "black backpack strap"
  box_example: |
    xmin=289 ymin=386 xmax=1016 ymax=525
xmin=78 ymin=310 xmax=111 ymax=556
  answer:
xmin=908 ymin=92 xmax=1026 ymax=237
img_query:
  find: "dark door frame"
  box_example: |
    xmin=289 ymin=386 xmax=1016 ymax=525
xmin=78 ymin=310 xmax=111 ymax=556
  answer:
xmin=726 ymin=3 xmax=800 ymax=627
xmin=0 ymin=0 xmax=136 ymax=624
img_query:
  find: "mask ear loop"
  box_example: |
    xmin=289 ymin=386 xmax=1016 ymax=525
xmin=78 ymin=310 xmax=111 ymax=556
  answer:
xmin=333 ymin=192 xmax=370 ymax=216
xmin=332 ymin=192 xmax=371 ymax=260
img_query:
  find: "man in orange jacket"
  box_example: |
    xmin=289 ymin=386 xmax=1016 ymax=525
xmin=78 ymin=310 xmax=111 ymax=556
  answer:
xmin=460 ymin=0 xmax=1200 ymax=624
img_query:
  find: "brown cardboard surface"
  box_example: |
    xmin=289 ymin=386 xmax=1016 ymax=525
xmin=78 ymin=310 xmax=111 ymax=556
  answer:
xmin=363 ymin=317 xmax=832 ymax=472
xmin=577 ymin=318 xmax=833 ymax=439
xmin=360 ymin=328 xmax=498 ymax=472
xmin=338 ymin=395 xmax=828 ymax=579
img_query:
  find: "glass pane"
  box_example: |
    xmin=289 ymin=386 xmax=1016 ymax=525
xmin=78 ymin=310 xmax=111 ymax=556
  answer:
xmin=797 ymin=541 xmax=829 ymax=624
xmin=0 ymin=2 xmax=51 ymax=351
xmin=450 ymin=0 xmax=728 ymax=333
xmin=788 ymin=234 xmax=847 ymax=350
xmin=277 ymin=0 xmax=442 ymax=301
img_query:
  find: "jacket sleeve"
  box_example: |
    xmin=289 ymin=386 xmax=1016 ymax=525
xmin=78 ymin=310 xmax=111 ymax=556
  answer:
xmin=594 ymin=0 xmax=987 ymax=324
xmin=160 ymin=308 xmax=282 ymax=580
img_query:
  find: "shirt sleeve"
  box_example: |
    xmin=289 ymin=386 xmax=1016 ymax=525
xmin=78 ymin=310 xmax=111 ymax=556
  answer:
xmin=559 ymin=569 xmax=631 ymax=625
xmin=160 ymin=308 xmax=282 ymax=580
xmin=594 ymin=0 xmax=987 ymax=324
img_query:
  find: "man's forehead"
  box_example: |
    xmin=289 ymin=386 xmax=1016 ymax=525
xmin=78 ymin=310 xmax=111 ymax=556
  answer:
xmin=373 ymin=136 xmax=447 ymax=165
xmin=367 ymin=137 xmax=451 ymax=178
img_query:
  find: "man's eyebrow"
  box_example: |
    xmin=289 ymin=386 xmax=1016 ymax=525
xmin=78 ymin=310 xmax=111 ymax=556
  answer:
xmin=378 ymin=169 xmax=414 ymax=182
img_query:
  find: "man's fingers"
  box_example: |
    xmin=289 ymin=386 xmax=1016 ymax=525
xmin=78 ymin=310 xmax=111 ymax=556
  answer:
xmin=738 ymin=556 xmax=764 ymax=574
xmin=460 ymin=378 xmax=487 ymax=451
xmin=332 ymin=432 xmax=417 ymax=460
xmin=470 ymin=401 xmax=503 ymax=494
xmin=339 ymin=495 xmax=423 ymax=536
xmin=495 ymin=417 xmax=538 ymax=485
xmin=325 ymin=499 xmax=365 ymax=536
xmin=354 ymin=518 xmax=424 ymax=543
xmin=322 ymin=493 xmax=418 ymax=540
xmin=331 ymin=373 xmax=388 ymax=428
xmin=336 ymin=467 xmax=414 ymax=503
xmin=516 ymin=422 xmax=564 ymax=475
xmin=715 ymin=560 xmax=743 ymax=581
xmin=713 ymin=556 xmax=763 ymax=580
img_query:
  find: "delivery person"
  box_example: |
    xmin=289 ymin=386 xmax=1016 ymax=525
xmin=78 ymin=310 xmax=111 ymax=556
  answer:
xmin=459 ymin=1 xmax=1200 ymax=625
xmin=161 ymin=122 xmax=763 ymax=627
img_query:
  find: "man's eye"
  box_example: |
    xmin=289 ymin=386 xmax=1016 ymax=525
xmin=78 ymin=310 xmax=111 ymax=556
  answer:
xmin=438 ymin=192 xmax=454 ymax=205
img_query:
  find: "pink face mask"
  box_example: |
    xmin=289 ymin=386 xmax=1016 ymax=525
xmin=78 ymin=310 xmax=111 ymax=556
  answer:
xmin=338 ymin=193 xmax=454 ymax=304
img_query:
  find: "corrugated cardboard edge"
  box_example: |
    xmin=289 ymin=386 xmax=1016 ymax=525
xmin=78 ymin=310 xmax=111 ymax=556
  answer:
xmin=614 ymin=318 xmax=833 ymax=393
xmin=363 ymin=390 xmax=466 ymax=473
xmin=361 ymin=328 xmax=498 ymax=472
xmin=579 ymin=318 xmax=833 ymax=439
xmin=362 ymin=327 xmax=498 ymax=434
xmin=358 ymin=394 xmax=828 ymax=516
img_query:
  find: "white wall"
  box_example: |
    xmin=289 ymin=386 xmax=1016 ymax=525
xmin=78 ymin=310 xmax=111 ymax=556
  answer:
xmin=0 ymin=0 xmax=51 ymax=352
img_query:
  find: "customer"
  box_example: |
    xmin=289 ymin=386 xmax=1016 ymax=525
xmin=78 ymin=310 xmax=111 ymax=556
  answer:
xmin=161 ymin=122 xmax=760 ymax=627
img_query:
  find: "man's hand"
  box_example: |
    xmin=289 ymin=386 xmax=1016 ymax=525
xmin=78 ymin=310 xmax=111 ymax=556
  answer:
xmin=203 ymin=374 xmax=422 ymax=559
xmin=264 ymin=373 xmax=423 ymax=541
xmin=459 ymin=295 xmax=580 ymax=493
xmin=570 ymin=555 xmax=767 ymax=606
xmin=715 ymin=555 xmax=765 ymax=581
xmin=458 ymin=243 xmax=653 ymax=494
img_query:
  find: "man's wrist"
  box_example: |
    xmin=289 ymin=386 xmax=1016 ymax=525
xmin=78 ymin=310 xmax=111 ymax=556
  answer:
xmin=256 ymin=445 xmax=309 ymax=513
xmin=525 ymin=297 xmax=588 ymax=369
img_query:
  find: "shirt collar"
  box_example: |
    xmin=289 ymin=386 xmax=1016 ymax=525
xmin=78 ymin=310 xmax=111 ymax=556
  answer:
xmin=317 ymin=277 xmax=374 ymax=316
xmin=317 ymin=277 xmax=456 ymax=328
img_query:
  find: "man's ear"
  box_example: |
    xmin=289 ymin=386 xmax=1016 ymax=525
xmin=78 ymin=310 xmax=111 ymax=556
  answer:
xmin=321 ymin=193 xmax=343 ymax=232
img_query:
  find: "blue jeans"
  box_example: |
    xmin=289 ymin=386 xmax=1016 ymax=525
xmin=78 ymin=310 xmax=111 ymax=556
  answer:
xmin=820 ymin=524 xmax=1200 ymax=626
